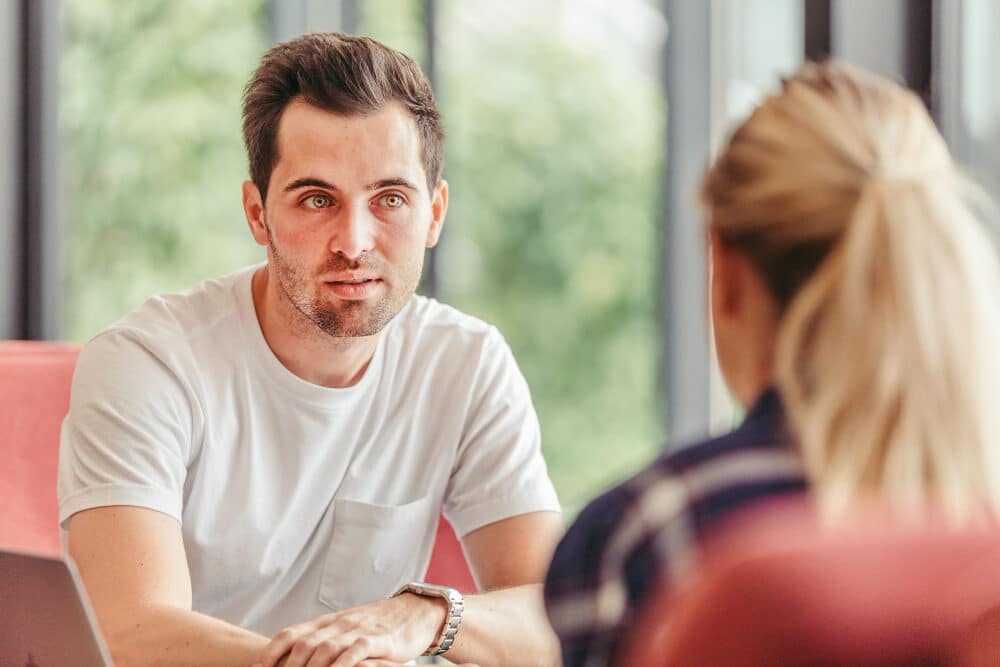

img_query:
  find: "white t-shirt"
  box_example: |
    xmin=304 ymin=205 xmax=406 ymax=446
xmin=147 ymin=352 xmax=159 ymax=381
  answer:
xmin=57 ymin=265 xmax=560 ymax=636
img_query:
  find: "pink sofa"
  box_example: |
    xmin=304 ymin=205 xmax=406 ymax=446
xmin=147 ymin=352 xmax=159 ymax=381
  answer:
xmin=0 ymin=340 xmax=475 ymax=592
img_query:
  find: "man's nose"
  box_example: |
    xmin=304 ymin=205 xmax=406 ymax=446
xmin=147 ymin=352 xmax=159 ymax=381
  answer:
xmin=328 ymin=203 xmax=376 ymax=260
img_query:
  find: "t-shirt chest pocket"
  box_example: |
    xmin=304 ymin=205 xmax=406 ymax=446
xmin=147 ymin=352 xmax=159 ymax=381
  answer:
xmin=318 ymin=495 xmax=436 ymax=610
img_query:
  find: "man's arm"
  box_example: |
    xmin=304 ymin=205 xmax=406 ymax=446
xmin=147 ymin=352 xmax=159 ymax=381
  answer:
xmin=257 ymin=511 xmax=564 ymax=667
xmin=67 ymin=505 xmax=271 ymax=667
xmin=443 ymin=510 xmax=565 ymax=665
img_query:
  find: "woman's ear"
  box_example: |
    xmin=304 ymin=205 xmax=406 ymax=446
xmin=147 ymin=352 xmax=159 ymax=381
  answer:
xmin=709 ymin=229 xmax=741 ymax=319
xmin=709 ymin=229 xmax=781 ymax=407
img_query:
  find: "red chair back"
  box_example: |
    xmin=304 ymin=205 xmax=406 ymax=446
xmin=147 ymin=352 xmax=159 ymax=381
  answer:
xmin=620 ymin=504 xmax=1000 ymax=666
xmin=427 ymin=519 xmax=476 ymax=592
xmin=0 ymin=340 xmax=476 ymax=591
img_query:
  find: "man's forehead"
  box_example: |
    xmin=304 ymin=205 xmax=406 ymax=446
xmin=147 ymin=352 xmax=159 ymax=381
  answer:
xmin=274 ymin=99 xmax=424 ymax=176
xmin=269 ymin=100 xmax=429 ymax=196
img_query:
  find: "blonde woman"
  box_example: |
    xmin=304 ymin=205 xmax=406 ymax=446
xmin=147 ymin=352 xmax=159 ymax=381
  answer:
xmin=543 ymin=60 xmax=1000 ymax=667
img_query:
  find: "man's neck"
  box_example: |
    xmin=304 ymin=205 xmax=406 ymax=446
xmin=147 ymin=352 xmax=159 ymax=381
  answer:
xmin=251 ymin=266 xmax=380 ymax=388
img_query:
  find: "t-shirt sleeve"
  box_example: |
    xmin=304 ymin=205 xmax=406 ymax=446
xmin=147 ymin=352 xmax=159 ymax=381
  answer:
xmin=57 ymin=329 xmax=198 ymax=528
xmin=442 ymin=331 xmax=560 ymax=537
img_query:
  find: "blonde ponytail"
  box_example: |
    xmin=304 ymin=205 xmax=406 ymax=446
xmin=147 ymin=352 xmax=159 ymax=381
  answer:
xmin=703 ymin=61 xmax=1000 ymax=524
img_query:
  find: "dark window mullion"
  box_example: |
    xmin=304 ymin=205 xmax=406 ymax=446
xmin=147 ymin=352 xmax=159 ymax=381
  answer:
xmin=805 ymin=0 xmax=832 ymax=61
xmin=420 ymin=0 xmax=439 ymax=299
xmin=1 ymin=1 xmax=21 ymax=338
xmin=22 ymin=0 xmax=61 ymax=340
xmin=904 ymin=0 xmax=934 ymax=111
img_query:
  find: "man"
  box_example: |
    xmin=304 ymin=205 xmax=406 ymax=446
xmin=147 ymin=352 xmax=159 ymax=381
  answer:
xmin=58 ymin=33 xmax=563 ymax=667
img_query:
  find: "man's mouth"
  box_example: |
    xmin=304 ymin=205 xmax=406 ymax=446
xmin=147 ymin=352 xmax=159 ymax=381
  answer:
xmin=323 ymin=277 xmax=382 ymax=299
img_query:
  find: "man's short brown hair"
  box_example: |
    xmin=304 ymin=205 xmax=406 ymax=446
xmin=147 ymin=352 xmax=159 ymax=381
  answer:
xmin=242 ymin=32 xmax=444 ymax=201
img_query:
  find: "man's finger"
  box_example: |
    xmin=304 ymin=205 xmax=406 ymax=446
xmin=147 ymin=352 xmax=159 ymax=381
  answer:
xmin=329 ymin=636 xmax=381 ymax=667
xmin=302 ymin=635 xmax=354 ymax=667
xmin=354 ymin=663 xmax=482 ymax=667
xmin=257 ymin=624 xmax=314 ymax=667
xmin=284 ymin=633 xmax=329 ymax=667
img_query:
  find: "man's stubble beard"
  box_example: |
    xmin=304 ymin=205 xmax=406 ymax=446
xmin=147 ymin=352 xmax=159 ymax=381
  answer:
xmin=265 ymin=222 xmax=420 ymax=339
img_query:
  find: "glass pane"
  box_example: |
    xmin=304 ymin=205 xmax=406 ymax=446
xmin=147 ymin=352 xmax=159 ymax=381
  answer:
xmin=362 ymin=1 xmax=667 ymax=513
xmin=61 ymin=1 xmax=269 ymax=341
xmin=355 ymin=0 xmax=427 ymax=66
xmin=724 ymin=0 xmax=804 ymax=126
xmin=962 ymin=0 xmax=1000 ymax=195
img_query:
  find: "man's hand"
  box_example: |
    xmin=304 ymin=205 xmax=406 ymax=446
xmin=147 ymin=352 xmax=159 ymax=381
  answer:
xmin=255 ymin=592 xmax=448 ymax=667
xmin=273 ymin=663 xmax=479 ymax=667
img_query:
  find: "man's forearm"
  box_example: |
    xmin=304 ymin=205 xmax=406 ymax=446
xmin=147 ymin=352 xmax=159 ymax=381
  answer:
xmin=442 ymin=584 xmax=561 ymax=666
xmin=103 ymin=603 xmax=269 ymax=667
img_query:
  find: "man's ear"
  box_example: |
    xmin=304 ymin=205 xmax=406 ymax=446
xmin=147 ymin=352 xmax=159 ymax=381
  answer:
xmin=425 ymin=179 xmax=448 ymax=248
xmin=243 ymin=180 xmax=269 ymax=247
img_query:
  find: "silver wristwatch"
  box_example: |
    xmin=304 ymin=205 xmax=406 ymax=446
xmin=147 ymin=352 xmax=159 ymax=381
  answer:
xmin=391 ymin=581 xmax=464 ymax=656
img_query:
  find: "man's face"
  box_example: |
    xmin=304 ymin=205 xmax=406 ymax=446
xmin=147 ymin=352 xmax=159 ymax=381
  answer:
xmin=246 ymin=99 xmax=446 ymax=338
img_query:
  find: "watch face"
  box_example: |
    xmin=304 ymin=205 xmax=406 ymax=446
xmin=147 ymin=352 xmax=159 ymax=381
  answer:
xmin=414 ymin=582 xmax=461 ymax=599
xmin=419 ymin=583 xmax=448 ymax=594
xmin=394 ymin=582 xmax=463 ymax=604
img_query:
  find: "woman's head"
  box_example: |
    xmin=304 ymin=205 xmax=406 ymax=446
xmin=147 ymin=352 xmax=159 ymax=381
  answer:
xmin=702 ymin=60 xmax=1000 ymax=523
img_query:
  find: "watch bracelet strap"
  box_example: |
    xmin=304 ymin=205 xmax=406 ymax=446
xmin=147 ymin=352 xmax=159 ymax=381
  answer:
xmin=423 ymin=594 xmax=464 ymax=656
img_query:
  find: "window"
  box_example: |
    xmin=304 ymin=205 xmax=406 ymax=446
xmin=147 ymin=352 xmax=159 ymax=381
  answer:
xmin=61 ymin=0 xmax=268 ymax=341
xmin=362 ymin=1 xmax=667 ymax=511
xmin=723 ymin=0 xmax=804 ymax=127
xmin=960 ymin=0 xmax=1000 ymax=196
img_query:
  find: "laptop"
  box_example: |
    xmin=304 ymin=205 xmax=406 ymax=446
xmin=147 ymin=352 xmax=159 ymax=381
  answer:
xmin=0 ymin=548 xmax=113 ymax=666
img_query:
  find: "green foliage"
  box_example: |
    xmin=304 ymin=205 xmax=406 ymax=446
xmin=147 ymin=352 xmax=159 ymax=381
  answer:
xmin=61 ymin=0 xmax=268 ymax=341
xmin=354 ymin=0 xmax=427 ymax=66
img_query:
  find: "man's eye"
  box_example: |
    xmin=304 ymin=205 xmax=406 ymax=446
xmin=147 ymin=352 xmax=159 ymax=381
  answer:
xmin=379 ymin=193 xmax=405 ymax=209
xmin=303 ymin=194 xmax=332 ymax=209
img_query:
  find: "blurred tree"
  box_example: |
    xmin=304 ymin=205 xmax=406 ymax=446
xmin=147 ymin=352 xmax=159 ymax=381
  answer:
xmin=61 ymin=0 xmax=267 ymax=341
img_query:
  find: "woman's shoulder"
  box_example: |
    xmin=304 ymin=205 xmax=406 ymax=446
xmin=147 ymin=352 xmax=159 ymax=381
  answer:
xmin=544 ymin=390 xmax=806 ymax=665
xmin=547 ymin=408 xmax=802 ymax=593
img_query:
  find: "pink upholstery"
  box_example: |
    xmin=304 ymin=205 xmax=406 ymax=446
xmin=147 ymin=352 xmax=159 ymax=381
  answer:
xmin=426 ymin=518 xmax=476 ymax=593
xmin=619 ymin=503 xmax=1000 ymax=666
xmin=0 ymin=340 xmax=475 ymax=592
xmin=0 ymin=341 xmax=80 ymax=555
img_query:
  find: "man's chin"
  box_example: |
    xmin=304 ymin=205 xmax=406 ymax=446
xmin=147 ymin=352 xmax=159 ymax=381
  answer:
xmin=310 ymin=303 xmax=397 ymax=338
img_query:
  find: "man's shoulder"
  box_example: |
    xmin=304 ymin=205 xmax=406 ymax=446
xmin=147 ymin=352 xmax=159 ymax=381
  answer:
xmin=395 ymin=294 xmax=495 ymax=333
xmin=391 ymin=295 xmax=505 ymax=354
xmin=81 ymin=265 xmax=255 ymax=376
xmin=94 ymin=266 xmax=253 ymax=348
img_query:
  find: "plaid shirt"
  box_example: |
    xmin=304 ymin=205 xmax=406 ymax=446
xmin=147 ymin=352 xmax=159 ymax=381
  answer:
xmin=543 ymin=389 xmax=807 ymax=667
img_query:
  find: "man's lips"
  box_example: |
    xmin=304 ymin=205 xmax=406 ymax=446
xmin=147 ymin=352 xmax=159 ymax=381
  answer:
xmin=322 ymin=277 xmax=382 ymax=299
xmin=323 ymin=272 xmax=378 ymax=283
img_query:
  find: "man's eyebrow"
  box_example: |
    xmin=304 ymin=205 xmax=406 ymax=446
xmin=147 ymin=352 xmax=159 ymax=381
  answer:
xmin=368 ymin=177 xmax=420 ymax=192
xmin=283 ymin=177 xmax=338 ymax=193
